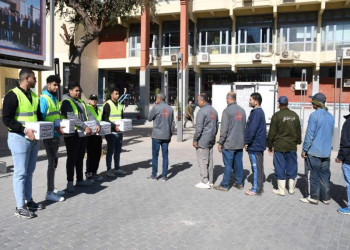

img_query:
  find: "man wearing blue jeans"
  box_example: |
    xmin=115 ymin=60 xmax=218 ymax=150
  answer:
xmin=301 ymin=93 xmax=334 ymax=205
xmin=214 ymin=92 xmax=246 ymax=192
xmin=2 ymin=68 xmax=44 ymax=218
xmin=335 ymin=104 xmax=350 ymax=215
xmin=148 ymin=92 xmax=174 ymax=181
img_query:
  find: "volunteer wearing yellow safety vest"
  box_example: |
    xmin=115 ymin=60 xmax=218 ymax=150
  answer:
xmin=60 ymin=83 xmax=100 ymax=193
xmin=85 ymin=94 xmax=103 ymax=182
xmin=40 ymin=75 xmax=65 ymax=202
xmin=2 ymin=68 xmax=44 ymax=219
xmin=102 ymin=87 xmax=127 ymax=177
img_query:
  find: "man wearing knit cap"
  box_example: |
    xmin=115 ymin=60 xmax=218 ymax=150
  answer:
xmin=268 ymin=96 xmax=301 ymax=196
xmin=300 ymin=93 xmax=334 ymax=205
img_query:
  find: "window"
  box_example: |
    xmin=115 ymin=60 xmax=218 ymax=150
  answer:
xmin=236 ymin=68 xmax=271 ymax=82
xmin=198 ymin=18 xmax=232 ymax=54
xmin=322 ymin=9 xmax=350 ymax=51
xmin=129 ymin=24 xmax=141 ymax=57
xmin=236 ymin=15 xmax=273 ymax=53
xmin=162 ymin=32 xmax=180 ymax=55
xmin=278 ymin=12 xmax=317 ymax=52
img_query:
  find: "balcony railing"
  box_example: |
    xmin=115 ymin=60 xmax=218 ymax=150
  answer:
xmin=236 ymin=43 xmax=272 ymax=53
xmin=199 ymin=45 xmax=232 ymax=54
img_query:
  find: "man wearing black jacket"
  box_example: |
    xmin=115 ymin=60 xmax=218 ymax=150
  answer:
xmin=2 ymin=68 xmax=44 ymax=219
xmin=335 ymin=104 xmax=350 ymax=215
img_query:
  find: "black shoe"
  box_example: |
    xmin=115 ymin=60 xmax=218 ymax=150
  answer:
xmin=161 ymin=176 xmax=168 ymax=182
xmin=14 ymin=207 xmax=35 ymax=219
xmin=26 ymin=199 xmax=45 ymax=211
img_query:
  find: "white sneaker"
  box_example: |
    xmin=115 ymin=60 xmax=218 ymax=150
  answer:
xmin=54 ymin=189 xmax=65 ymax=196
xmin=45 ymin=192 xmax=65 ymax=202
xmin=106 ymin=170 xmax=115 ymax=177
xmin=195 ymin=182 xmax=211 ymax=189
xmin=114 ymin=169 xmax=127 ymax=175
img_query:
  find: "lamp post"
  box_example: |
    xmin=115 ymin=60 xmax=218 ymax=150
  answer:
xmin=177 ymin=53 xmax=183 ymax=142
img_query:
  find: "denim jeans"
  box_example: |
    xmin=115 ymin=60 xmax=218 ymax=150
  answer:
xmin=105 ymin=133 xmax=123 ymax=171
xmin=273 ymin=151 xmax=298 ymax=180
xmin=307 ymin=154 xmax=331 ymax=201
xmin=8 ymin=132 xmax=39 ymax=208
xmin=152 ymin=138 xmax=169 ymax=178
xmin=220 ymin=149 xmax=243 ymax=188
xmin=342 ymin=163 xmax=350 ymax=209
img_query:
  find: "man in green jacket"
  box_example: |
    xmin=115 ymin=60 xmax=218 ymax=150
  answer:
xmin=267 ymin=96 xmax=301 ymax=196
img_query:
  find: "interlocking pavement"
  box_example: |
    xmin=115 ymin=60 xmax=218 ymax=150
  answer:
xmin=0 ymin=124 xmax=349 ymax=250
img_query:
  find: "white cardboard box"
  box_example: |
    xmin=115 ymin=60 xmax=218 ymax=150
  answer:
xmin=78 ymin=120 xmax=97 ymax=137
xmin=97 ymin=121 xmax=111 ymax=135
xmin=25 ymin=121 xmax=54 ymax=140
xmin=114 ymin=119 xmax=132 ymax=132
xmin=55 ymin=119 xmax=75 ymax=134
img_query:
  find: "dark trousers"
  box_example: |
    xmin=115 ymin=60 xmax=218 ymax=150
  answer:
xmin=86 ymin=135 xmax=102 ymax=175
xmin=307 ymin=154 xmax=331 ymax=201
xmin=248 ymin=152 xmax=265 ymax=194
xmin=43 ymin=137 xmax=60 ymax=192
xmin=64 ymin=134 xmax=87 ymax=182
xmin=273 ymin=151 xmax=298 ymax=180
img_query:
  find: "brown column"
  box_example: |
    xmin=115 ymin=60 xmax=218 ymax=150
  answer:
xmin=180 ymin=0 xmax=189 ymax=70
xmin=139 ymin=4 xmax=150 ymax=118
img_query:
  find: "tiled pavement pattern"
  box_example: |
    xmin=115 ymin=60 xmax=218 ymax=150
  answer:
xmin=0 ymin=124 xmax=349 ymax=250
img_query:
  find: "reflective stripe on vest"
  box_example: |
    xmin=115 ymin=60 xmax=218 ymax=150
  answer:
xmin=62 ymin=98 xmax=88 ymax=120
xmin=104 ymin=100 xmax=122 ymax=121
xmin=11 ymin=87 xmax=38 ymax=123
xmin=41 ymin=94 xmax=60 ymax=122
xmin=87 ymin=104 xmax=102 ymax=121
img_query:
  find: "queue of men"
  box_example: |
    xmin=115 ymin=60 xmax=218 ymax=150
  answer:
xmin=2 ymin=68 xmax=350 ymax=219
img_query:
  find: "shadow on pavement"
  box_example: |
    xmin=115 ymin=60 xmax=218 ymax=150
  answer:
xmin=167 ymin=162 xmax=192 ymax=180
xmin=213 ymin=165 xmax=224 ymax=184
xmin=330 ymin=181 xmax=347 ymax=208
xmin=266 ymin=173 xmax=277 ymax=189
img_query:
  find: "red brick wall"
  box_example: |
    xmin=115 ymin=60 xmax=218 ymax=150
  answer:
xmin=277 ymin=77 xmax=350 ymax=103
xmin=277 ymin=77 xmax=312 ymax=103
xmin=319 ymin=77 xmax=350 ymax=103
xmin=98 ymin=26 xmax=127 ymax=59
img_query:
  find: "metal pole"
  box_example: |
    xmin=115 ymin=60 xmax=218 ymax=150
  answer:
xmin=177 ymin=55 xmax=183 ymax=142
xmin=334 ymin=56 xmax=338 ymax=119
xmin=338 ymin=55 xmax=344 ymax=145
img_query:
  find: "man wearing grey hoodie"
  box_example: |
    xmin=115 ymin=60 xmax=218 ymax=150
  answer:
xmin=147 ymin=92 xmax=174 ymax=181
xmin=60 ymin=83 xmax=100 ymax=192
xmin=193 ymin=93 xmax=219 ymax=189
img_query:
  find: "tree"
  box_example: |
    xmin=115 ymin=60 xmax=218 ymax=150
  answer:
xmin=48 ymin=0 xmax=156 ymax=66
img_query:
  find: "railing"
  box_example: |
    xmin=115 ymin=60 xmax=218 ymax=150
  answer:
xmin=236 ymin=43 xmax=272 ymax=53
xmin=198 ymin=45 xmax=232 ymax=54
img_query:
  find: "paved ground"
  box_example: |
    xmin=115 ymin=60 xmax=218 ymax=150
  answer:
xmin=0 ymin=124 xmax=349 ymax=250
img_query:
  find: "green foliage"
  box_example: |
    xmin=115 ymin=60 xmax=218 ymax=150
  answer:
xmin=155 ymin=88 xmax=161 ymax=96
xmin=135 ymin=102 xmax=142 ymax=112
xmin=104 ymin=88 xmax=110 ymax=101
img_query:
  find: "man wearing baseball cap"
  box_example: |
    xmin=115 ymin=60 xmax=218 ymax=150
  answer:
xmin=301 ymin=93 xmax=334 ymax=205
xmin=268 ymin=96 xmax=301 ymax=196
xmin=85 ymin=94 xmax=103 ymax=182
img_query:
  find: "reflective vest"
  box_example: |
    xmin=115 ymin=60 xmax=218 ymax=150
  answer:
xmin=61 ymin=98 xmax=88 ymax=120
xmin=11 ymin=87 xmax=38 ymax=125
xmin=41 ymin=94 xmax=60 ymax=122
xmin=87 ymin=104 xmax=102 ymax=122
xmin=104 ymin=100 xmax=122 ymax=121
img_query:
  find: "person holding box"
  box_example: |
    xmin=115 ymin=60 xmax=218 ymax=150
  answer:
xmin=85 ymin=94 xmax=103 ymax=182
xmin=40 ymin=75 xmax=65 ymax=202
xmin=102 ymin=87 xmax=127 ymax=177
xmin=60 ymin=83 xmax=100 ymax=192
xmin=2 ymin=68 xmax=44 ymax=219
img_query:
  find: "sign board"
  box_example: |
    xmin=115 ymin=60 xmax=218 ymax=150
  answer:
xmin=235 ymin=84 xmax=255 ymax=119
xmin=0 ymin=0 xmax=46 ymax=61
xmin=344 ymin=79 xmax=350 ymax=88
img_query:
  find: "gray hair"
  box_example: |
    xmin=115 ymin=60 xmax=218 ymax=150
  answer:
xmin=157 ymin=92 xmax=166 ymax=101
xmin=226 ymin=91 xmax=236 ymax=100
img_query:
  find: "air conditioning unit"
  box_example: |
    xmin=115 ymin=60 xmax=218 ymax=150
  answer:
xmin=295 ymin=81 xmax=307 ymax=90
xmin=197 ymin=53 xmax=209 ymax=63
xmin=149 ymin=55 xmax=153 ymax=64
xmin=343 ymin=48 xmax=350 ymax=59
xmin=344 ymin=79 xmax=350 ymax=88
xmin=252 ymin=53 xmax=262 ymax=61
xmin=280 ymin=50 xmax=294 ymax=60
xmin=170 ymin=54 xmax=177 ymax=63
